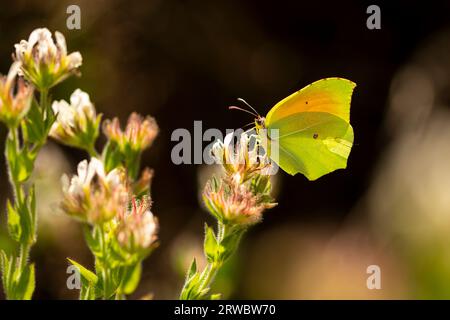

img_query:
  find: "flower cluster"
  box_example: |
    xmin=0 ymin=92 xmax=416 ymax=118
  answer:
xmin=206 ymin=132 xmax=276 ymax=226
xmin=0 ymin=27 xmax=160 ymax=300
xmin=204 ymin=178 xmax=276 ymax=226
xmin=116 ymin=197 xmax=159 ymax=254
xmin=0 ymin=62 xmax=34 ymax=127
xmin=14 ymin=28 xmax=82 ymax=90
xmin=50 ymin=89 xmax=101 ymax=151
xmin=61 ymin=157 xmax=128 ymax=224
xmin=0 ymin=28 xmax=85 ymax=300
xmin=211 ymin=132 xmax=270 ymax=184
xmin=103 ymin=112 xmax=159 ymax=154
xmin=181 ymin=132 xmax=276 ymax=300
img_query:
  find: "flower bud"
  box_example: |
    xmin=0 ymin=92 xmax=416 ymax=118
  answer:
xmin=14 ymin=28 xmax=82 ymax=90
xmin=132 ymin=167 xmax=154 ymax=196
xmin=0 ymin=62 xmax=34 ymax=128
xmin=50 ymin=89 xmax=101 ymax=150
xmin=116 ymin=197 xmax=159 ymax=254
xmin=103 ymin=112 xmax=159 ymax=154
xmin=203 ymin=178 xmax=276 ymax=226
xmin=61 ymin=157 xmax=128 ymax=224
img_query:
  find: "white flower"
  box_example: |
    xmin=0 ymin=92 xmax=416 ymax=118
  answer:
xmin=211 ymin=132 xmax=269 ymax=182
xmin=50 ymin=89 xmax=101 ymax=150
xmin=61 ymin=157 xmax=128 ymax=224
xmin=116 ymin=197 xmax=159 ymax=253
xmin=14 ymin=28 xmax=82 ymax=89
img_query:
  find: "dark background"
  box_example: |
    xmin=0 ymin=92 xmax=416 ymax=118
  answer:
xmin=1 ymin=0 xmax=450 ymax=299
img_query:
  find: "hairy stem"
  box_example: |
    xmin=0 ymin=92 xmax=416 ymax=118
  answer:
xmin=2 ymin=88 xmax=51 ymax=299
xmin=181 ymin=222 xmax=241 ymax=299
xmin=196 ymin=223 xmax=227 ymax=294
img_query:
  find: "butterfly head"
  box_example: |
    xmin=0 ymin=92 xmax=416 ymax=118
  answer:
xmin=255 ymin=116 xmax=266 ymax=131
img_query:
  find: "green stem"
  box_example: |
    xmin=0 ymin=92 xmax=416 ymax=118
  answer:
xmin=3 ymin=126 xmax=34 ymax=299
xmin=18 ymin=243 xmax=29 ymax=271
xmin=197 ymin=261 xmax=221 ymax=296
xmin=181 ymin=222 xmax=240 ymax=299
xmin=86 ymin=144 xmax=99 ymax=158
xmin=7 ymin=128 xmax=29 ymax=271
xmin=40 ymin=89 xmax=48 ymax=117
xmin=8 ymin=128 xmax=21 ymax=198
xmin=196 ymin=222 xmax=227 ymax=294
xmin=115 ymin=292 xmax=126 ymax=300
xmin=98 ymin=224 xmax=110 ymax=299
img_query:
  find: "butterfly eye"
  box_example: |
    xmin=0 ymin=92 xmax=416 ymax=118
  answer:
xmin=313 ymin=133 xmax=318 ymax=139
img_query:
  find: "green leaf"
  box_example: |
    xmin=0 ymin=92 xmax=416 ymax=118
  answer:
xmin=218 ymin=226 xmax=245 ymax=262
xmin=6 ymin=200 xmax=21 ymax=242
xmin=0 ymin=251 xmax=12 ymax=297
xmin=67 ymin=258 xmax=98 ymax=285
xmin=21 ymin=100 xmax=45 ymax=145
xmin=202 ymin=194 xmax=223 ymax=222
xmin=120 ymin=263 xmax=142 ymax=295
xmin=15 ymin=185 xmax=38 ymax=245
xmin=204 ymin=224 xmax=218 ymax=263
xmin=109 ymin=239 xmax=134 ymax=267
xmin=186 ymin=258 xmax=197 ymax=282
xmin=5 ymin=135 xmax=17 ymax=165
xmin=43 ymin=99 xmax=56 ymax=136
xmin=102 ymin=141 xmax=124 ymax=173
xmin=210 ymin=293 xmax=222 ymax=300
xmin=180 ymin=271 xmax=201 ymax=300
xmin=83 ymin=226 xmax=102 ymax=257
xmin=28 ymin=185 xmax=37 ymax=241
xmin=15 ymin=263 xmax=35 ymax=300
xmin=180 ymin=258 xmax=202 ymax=300
xmin=15 ymin=186 xmax=37 ymax=245
xmin=251 ymin=175 xmax=271 ymax=195
xmin=80 ymin=281 xmax=97 ymax=300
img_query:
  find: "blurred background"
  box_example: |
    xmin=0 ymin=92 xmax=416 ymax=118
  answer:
xmin=1 ymin=0 xmax=450 ymax=299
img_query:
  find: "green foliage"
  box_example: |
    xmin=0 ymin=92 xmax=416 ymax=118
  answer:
xmin=0 ymin=28 xmax=161 ymax=301
xmin=102 ymin=140 xmax=142 ymax=180
xmin=21 ymin=96 xmax=55 ymax=147
xmin=119 ymin=263 xmax=142 ymax=295
xmin=1 ymin=50 xmax=55 ymax=301
xmin=6 ymin=186 xmax=37 ymax=246
xmin=179 ymin=258 xmax=205 ymax=300
xmin=102 ymin=141 xmax=125 ymax=174
xmin=72 ymin=223 xmax=152 ymax=300
xmin=1 ymin=252 xmax=36 ymax=300
xmin=180 ymin=222 xmax=246 ymax=300
xmin=5 ymin=133 xmax=36 ymax=183
xmin=67 ymin=258 xmax=98 ymax=284
xmin=204 ymin=224 xmax=219 ymax=263
xmin=15 ymin=263 xmax=35 ymax=300
xmin=6 ymin=200 xmax=21 ymax=242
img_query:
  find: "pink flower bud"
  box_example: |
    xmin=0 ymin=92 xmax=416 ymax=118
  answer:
xmin=0 ymin=62 xmax=33 ymax=127
xmin=116 ymin=197 xmax=159 ymax=254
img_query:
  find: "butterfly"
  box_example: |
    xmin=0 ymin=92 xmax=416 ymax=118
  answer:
xmin=230 ymin=78 xmax=356 ymax=180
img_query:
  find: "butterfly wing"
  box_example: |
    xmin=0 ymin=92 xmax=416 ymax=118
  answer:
xmin=263 ymin=78 xmax=356 ymax=180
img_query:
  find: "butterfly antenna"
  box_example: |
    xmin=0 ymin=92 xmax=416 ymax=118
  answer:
xmin=242 ymin=121 xmax=255 ymax=129
xmin=228 ymin=106 xmax=258 ymax=117
xmin=237 ymin=98 xmax=260 ymax=117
